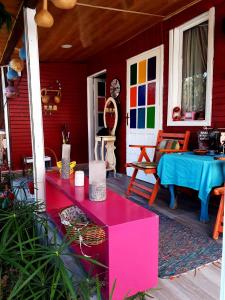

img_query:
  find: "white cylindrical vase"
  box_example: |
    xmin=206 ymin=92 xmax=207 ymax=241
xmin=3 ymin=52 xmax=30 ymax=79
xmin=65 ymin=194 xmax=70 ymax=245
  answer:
xmin=61 ymin=158 xmax=70 ymax=179
xmin=89 ymin=160 xmax=106 ymax=201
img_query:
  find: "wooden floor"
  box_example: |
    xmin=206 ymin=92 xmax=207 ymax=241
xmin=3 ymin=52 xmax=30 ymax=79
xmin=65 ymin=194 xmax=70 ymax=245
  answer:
xmin=106 ymin=173 xmax=222 ymax=300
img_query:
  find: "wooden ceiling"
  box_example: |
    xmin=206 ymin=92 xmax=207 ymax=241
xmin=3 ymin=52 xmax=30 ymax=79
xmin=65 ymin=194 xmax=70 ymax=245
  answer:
xmin=0 ymin=0 xmax=203 ymax=64
xmin=37 ymin=0 xmax=203 ymax=62
xmin=0 ymin=0 xmax=23 ymax=64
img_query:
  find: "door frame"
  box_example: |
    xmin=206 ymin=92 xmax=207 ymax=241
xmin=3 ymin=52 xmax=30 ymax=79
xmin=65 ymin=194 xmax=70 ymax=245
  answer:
xmin=126 ymin=45 xmax=164 ymax=174
xmin=87 ymin=69 xmax=106 ymax=161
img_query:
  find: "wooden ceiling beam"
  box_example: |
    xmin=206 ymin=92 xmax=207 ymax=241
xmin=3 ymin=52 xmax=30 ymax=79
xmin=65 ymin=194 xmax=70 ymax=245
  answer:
xmin=0 ymin=0 xmax=38 ymax=66
xmin=77 ymin=2 xmax=165 ymax=18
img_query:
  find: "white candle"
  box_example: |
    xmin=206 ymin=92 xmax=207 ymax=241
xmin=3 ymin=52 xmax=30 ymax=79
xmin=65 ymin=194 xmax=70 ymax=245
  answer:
xmin=62 ymin=144 xmax=71 ymax=160
xmin=74 ymin=171 xmax=84 ymax=186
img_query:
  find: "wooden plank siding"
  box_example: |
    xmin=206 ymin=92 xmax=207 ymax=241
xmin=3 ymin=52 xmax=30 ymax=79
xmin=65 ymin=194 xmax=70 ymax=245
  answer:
xmin=8 ymin=63 xmax=88 ymax=170
xmin=87 ymin=0 xmax=225 ymax=172
xmin=7 ymin=0 xmax=225 ymax=172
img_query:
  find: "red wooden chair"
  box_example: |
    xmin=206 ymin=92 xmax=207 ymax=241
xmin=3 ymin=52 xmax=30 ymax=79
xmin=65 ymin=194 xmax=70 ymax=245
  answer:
xmin=213 ymin=186 xmax=224 ymax=240
xmin=126 ymin=130 xmax=190 ymax=205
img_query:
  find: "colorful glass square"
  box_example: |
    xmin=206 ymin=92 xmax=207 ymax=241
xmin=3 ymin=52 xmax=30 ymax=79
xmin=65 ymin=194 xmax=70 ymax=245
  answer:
xmin=138 ymin=85 xmax=146 ymax=106
xmin=138 ymin=108 xmax=145 ymax=128
xmin=130 ymin=109 xmax=136 ymax=128
xmin=138 ymin=60 xmax=146 ymax=84
xmin=148 ymin=57 xmax=156 ymax=81
xmin=147 ymin=107 xmax=155 ymax=128
xmin=130 ymin=63 xmax=137 ymax=85
xmin=147 ymin=83 xmax=156 ymax=105
xmin=130 ymin=87 xmax=137 ymax=107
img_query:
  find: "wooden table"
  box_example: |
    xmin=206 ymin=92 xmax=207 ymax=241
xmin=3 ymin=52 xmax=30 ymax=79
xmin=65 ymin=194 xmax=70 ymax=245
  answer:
xmin=157 ymin=152 xmax=225 ymax=222
xmin=46 ymin=172 xmax=158 ymax=300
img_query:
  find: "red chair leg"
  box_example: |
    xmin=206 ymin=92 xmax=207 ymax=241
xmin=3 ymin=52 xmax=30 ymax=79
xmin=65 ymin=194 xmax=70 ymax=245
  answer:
xmin=126 ymin=168 xmax=138 ymax=196
xmin=149 ymin=178 xmax=160 ymax=205
xmin=213 ymin=195 xmax=224 ymax=240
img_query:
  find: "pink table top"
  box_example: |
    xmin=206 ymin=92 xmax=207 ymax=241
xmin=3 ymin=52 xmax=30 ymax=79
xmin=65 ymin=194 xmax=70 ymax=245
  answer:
xmin=46 ymin=172 xmax=157 ymax=227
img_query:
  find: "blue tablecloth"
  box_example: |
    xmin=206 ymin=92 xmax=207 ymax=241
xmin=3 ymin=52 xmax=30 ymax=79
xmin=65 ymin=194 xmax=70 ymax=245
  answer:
xmin=157 ymin=152 xmax=225 ymax=204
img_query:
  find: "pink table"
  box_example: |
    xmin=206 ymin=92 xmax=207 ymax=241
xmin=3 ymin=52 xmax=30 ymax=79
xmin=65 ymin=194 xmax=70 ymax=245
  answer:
xmin=46 ymin=172 xmax=158 ymax=300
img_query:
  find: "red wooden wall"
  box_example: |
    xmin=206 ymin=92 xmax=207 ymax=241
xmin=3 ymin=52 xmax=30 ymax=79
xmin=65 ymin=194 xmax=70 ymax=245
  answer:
xmin=87 ymin=0 xmax=225 ymax=173
xmin=7 ymin=0 xmax=225 ymax=173
xmin=8 ymin=63 xmax=88 ymax=170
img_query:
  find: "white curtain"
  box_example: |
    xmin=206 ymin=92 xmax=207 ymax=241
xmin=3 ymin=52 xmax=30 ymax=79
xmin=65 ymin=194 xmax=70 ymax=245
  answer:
xmin=181 ymin=21 xmax=208 ymax=114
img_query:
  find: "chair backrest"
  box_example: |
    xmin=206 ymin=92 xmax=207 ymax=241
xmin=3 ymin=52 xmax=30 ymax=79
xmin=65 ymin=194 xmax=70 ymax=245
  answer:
xmin=154 ymin=130 xmax=190 ymax=163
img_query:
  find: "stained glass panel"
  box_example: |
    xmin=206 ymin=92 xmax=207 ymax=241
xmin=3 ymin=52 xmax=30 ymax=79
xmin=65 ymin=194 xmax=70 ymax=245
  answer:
xmin=147 ymin=83 xmax=156 ymax=105
xmin=138 ymin=108 xmax=145 ymax=128
xmin=130 ymin=63 xmax=137 ymax=85
xmin=138 ymin=60 xmax=146 ymax=84
xmin=130 ymin=87 xmax=137 ymax=107
xmin=138 ymin=85 xmax=146 ymax=106
xmin=147 ymin=107 xmax=155 ymax=128
xmin=130 ymin=109 xmax=137 ymax=128
xmin=148 ymin=57 xmax=156 ymax=81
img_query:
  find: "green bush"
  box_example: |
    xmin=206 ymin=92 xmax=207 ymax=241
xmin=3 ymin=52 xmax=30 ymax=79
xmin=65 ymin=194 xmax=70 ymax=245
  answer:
xmin=0 ymin=201 xmax=105 ymax=299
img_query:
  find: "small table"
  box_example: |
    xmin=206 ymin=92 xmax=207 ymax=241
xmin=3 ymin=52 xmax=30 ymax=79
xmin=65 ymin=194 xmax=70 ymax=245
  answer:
xmin=157 ymin=152 xmax=225 ymax=222
xmin=46 ymin=172 xmax=158 ymax=299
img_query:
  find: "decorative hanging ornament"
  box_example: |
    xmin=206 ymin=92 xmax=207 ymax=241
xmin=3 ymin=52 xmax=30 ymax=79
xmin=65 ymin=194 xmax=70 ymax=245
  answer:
xmin=19 ymin=47 xmax=26 ymax=61
xmin=9 ymin=58 xmax=24 ymax=73
xmin=35 ymin=0 xmax=54 ymax=28
xmin=41 ymin=89 xmax=50 ymax=104
xmin=6 ymin=67 xmax=18 ymax=81
xmin=51 ymin=0 xmax=77 ymax=9
xmin=5 ymin=81 xmax=18 ymax=98
xmin=54 ymin=90 xmax=61 ymax=104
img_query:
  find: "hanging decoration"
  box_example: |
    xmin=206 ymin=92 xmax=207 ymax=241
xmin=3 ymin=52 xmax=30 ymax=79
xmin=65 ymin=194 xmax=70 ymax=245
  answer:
xmin=35 ymin=0 xmax=54 ymax=28
xmin=41 ymin=80 xmax=62 ymax=115
xmin=5 ymin=31 xmax=26 ymax=100
xmin=51 ymin=0 xmax=77 ymax=9
xmin=6 ymin=67 xmax=18 ymax=81
xmin=9 ymin=58 xmax=24 ymax=73
xmin=35 ymin=0 xmax=76 ymax=28
xmin=19 ymin=47 xmax=26 ymax=61
xmin=5 ymin=80 xmax=19 ymax=98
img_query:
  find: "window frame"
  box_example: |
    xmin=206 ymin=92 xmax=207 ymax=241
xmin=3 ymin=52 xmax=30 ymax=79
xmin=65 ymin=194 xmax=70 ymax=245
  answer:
xmin=167 ymin=7 xmax=215 ymax=127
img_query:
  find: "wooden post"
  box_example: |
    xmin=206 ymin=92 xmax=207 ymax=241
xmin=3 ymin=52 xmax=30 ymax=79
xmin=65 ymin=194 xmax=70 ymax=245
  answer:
xmin=24 ymin=7 xmax=46 ymax=209
xmin=1 ymin=67 xmax=11 ymax=167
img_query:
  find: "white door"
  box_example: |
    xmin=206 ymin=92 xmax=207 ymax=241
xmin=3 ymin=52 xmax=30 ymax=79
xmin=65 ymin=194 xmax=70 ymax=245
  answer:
xmin=126 ymin=45 xmax=164 ymax=183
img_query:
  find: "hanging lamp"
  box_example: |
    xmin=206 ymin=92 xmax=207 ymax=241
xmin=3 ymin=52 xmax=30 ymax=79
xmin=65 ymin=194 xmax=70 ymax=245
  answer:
xmin=51 ymin=0 xmax=77 ymax=9
xmin=35 ymin=0 xmax=54 ymax=28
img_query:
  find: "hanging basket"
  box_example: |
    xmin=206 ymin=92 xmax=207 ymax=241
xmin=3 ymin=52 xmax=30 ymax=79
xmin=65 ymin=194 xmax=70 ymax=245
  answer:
xmin=59 ymin=206 xmax=106 ymax=246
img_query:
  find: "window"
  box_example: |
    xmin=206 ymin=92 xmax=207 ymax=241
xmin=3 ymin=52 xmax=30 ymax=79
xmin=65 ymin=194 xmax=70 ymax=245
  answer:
xmin=167 ymin=7 xmax=215 ymax=126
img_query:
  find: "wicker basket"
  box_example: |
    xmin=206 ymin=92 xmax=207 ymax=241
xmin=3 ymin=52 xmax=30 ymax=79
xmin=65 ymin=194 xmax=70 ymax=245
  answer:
xmin=59 ymin=206 xmax=106 ymax=246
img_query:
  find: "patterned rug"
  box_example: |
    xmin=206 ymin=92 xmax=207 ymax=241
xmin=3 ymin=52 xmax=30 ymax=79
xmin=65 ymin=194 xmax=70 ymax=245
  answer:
xmin=129 ymin=196 xmax=222 ymax=278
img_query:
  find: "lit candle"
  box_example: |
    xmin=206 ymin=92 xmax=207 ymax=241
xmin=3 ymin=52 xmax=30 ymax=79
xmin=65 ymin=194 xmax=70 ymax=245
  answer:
xmin=62 ymin=144 xmax=71 ymax=160
xmin=74 ymin=171 xmax=84 ymax=186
